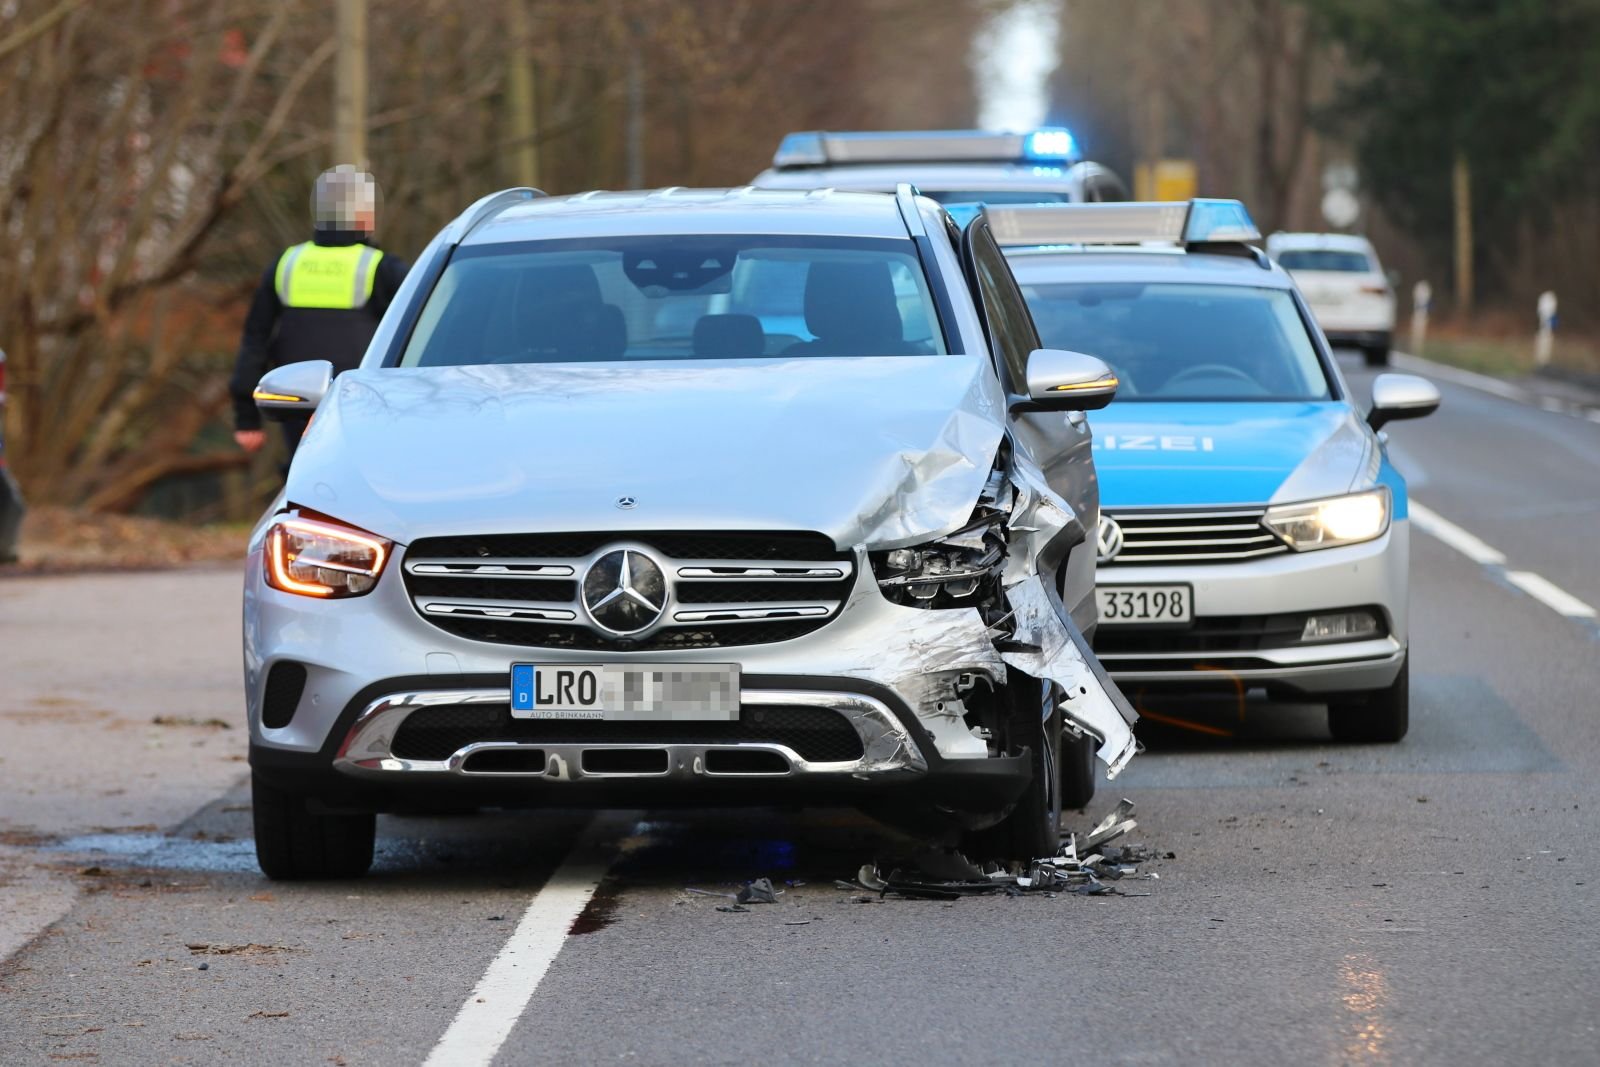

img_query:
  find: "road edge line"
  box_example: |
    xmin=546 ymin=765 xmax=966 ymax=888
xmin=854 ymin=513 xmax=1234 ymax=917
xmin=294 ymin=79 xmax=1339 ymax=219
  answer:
xmin=423 ymin=820 xmax=616 ymax=1067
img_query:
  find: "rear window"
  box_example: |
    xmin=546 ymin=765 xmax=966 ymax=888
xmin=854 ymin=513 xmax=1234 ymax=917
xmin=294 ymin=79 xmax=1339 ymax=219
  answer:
xmin=1019 ymin=281 xmax=1332 ymax=402
xmin=399 ymin=235 xmax=947 ymax=366
xmin=1275 ymin=249 xmax=1372 ymax=272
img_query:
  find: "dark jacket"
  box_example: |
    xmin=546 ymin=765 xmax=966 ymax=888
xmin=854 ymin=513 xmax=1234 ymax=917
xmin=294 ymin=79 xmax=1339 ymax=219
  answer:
xmin=229 ymin=230 xmax=408 ymax=431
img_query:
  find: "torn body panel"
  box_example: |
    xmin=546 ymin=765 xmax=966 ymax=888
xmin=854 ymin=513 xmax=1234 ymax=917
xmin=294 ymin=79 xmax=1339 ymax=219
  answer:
xmin=1000 ymin=451 xmax=1139 ymax=776
xmin=1001 ymin=575 xmax=1139 ymax=776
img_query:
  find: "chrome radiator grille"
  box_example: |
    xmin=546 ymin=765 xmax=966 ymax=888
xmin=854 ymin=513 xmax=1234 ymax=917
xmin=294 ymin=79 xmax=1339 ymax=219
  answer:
xmin=402 ymin=531 xmax=854 ymax=650
xmin=1102 ymin=509 xmax=1287 ymax=566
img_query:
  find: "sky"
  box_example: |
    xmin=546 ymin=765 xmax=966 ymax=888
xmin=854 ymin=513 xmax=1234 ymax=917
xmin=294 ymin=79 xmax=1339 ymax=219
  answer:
xmin=972 ymin=0 xmax=1062 ymax=131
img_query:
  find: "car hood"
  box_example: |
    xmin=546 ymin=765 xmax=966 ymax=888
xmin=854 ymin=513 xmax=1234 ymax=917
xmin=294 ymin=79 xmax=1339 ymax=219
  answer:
xmin=287 ymin=356 xmax=1006 ymax=549
xmin=1090 ymin=401 xmax=1374 ymax=508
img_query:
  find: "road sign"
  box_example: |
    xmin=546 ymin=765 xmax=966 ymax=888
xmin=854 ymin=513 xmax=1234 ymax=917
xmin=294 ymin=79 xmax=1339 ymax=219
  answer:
xmin=1321 ymin=187 xmax=1360 ymax=229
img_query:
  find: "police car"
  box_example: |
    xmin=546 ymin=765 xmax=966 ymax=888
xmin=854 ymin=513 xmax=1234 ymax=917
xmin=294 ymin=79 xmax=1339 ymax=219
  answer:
xmin=991 ymin=199 xmax=1439 ymax=742
xmin=753 ymin=127 xmax=1128 ymax=206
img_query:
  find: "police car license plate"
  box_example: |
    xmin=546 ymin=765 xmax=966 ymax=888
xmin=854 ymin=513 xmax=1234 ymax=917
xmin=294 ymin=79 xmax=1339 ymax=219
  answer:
xmin=1096 ymin=585 xmax=1192 ymax=625
xmin=509 ymin=663 xmax=739 ymax=721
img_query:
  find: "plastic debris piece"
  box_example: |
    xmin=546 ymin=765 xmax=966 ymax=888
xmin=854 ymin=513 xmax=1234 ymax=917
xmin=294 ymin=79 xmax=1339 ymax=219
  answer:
xmin=857 ymin=864 xmax=888 ymax=892
xmin=715 ymin=904 xmax=749 ymax=913
xmin=736 ymin=877 xmax=780 ymax=905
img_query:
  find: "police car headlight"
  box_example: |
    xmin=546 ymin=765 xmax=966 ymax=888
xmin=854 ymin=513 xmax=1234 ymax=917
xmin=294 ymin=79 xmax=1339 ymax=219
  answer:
xmin=265 ymin=515 xmax=391 ymax=598
xmin=1263 ymin=488 xmax=1390 ymax=551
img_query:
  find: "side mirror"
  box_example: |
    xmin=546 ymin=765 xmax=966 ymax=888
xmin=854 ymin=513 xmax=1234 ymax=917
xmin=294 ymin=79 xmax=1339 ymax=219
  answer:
xmin=1013 ymin=349 xmax=1119 ymax=412
xmin=1367 ymin=372 xmax=1439 ymax=431
xmin=1385 ymin=268 xmax=1402 ymax=291
xmin=253 ymin=360 xmax=333 ymax=420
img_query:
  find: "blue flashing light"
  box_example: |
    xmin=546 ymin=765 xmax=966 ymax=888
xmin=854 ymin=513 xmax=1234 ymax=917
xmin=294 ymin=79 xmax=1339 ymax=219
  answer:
xmin=1183 ymin=198 xmax=1262 ymax=243
xmin=1024 ymin=127 xmax=1077 ymax=161
xmin=773 ymin=131 xmax=827 ymax=168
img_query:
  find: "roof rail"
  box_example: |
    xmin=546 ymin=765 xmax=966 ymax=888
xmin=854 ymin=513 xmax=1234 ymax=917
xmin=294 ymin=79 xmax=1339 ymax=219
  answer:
xmin=894 ymin=183 xmax=927 ymax=238
xmin=446 ymin=187 xmax=546 ymax=245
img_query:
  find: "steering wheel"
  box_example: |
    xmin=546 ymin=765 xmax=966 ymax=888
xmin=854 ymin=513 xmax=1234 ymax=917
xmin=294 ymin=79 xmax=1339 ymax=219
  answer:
xmin=1163 ymin=364 xmax=1259 ymax=389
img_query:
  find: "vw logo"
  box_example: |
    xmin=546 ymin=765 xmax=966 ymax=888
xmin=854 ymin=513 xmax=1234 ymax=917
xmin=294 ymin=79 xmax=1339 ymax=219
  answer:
xmin=615 ymin=496 xmax=637 ymax=510
xmin=581 ymin=547 xmax=666 ymax=635
xmin=1096 ymin=514 xmax=1124 ymax=564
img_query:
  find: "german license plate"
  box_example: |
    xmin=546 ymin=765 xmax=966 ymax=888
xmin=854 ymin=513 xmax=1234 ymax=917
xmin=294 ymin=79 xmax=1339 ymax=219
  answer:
xmin=509 ymin=663 xmax=739 ymax=721
xmin=1096 ymin=585 xmax=1192 ymax=625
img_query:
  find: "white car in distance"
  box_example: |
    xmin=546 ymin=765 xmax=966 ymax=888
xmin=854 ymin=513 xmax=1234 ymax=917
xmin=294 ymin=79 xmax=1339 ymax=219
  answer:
xmin=1267 ymin=233 xmax=1396 ymax=366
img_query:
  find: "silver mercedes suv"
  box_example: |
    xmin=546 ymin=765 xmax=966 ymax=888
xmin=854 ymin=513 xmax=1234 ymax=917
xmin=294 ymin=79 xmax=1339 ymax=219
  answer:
xmin=243 ymin=186 xmax=1138 ymax=878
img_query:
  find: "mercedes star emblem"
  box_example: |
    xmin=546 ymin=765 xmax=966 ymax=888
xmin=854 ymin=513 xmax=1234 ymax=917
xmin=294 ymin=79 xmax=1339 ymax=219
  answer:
xmin=615 ymin=496 xmax=637 ymax=510
xmin=1096 ymin=514 xmax=1125 ymax=564
xmin=582 ymin=548 xmax=666 ymax=634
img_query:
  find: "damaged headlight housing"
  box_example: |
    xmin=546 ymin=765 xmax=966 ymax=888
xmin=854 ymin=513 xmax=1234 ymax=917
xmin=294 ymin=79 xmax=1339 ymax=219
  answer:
xmin=264 ymin=514 xmax=392 ymax=598
xmin=1263 ymin=488 xmax=1390 ymax=551
xmin=871 ymin=513 xmax=1007 ymax=609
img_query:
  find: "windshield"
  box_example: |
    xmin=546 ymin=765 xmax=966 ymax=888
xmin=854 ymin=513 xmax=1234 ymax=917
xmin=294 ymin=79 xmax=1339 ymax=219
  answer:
xmin=400 ymin=235 xmax=947 ymax=366
xmin=1018 ymin=281 xmax=1332 ymax=401
xmin=1275 ymin=249 xmax=1372 ymax=272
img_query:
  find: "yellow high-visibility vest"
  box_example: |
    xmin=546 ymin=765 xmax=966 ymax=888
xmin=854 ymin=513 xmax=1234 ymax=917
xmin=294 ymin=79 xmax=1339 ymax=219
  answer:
xmin=274 ymin=242 xmax=384 ymax=309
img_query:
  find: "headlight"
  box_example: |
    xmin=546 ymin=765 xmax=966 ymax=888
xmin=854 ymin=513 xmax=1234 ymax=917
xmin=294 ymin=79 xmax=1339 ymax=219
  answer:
xmin=1263 ymin=488 xmax=1390 ymax=551
xmin=870 ymin=515 xmax=1007 ymax=609
xmin=264 ymin=515 xmax=392 ymax=598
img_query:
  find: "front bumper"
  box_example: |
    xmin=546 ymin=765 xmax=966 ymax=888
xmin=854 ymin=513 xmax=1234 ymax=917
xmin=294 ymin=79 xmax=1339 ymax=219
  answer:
xmin=1094 ymin=520 xmax=1408 ymax=696
xmin=248 ymin=672 xmax=1032 ymax=816
xmin=244 ymin=541 xmax=1133 ymax=812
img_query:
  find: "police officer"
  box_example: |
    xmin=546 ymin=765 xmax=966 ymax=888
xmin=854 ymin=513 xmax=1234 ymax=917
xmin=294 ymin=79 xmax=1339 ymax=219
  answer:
xmin=230 ymin=165 xmax=408 ymax=464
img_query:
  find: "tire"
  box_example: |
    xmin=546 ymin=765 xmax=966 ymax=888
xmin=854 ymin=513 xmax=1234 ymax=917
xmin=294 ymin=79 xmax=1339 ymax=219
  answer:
xmin=1060 ymin=729 xmax=1097 ymax=811
xmin=1327 ymin=657 xmax=1409 ymax=743
xmin=252 ymin=772 xmax=376 ymax=880
xmin=1362 ymin=344 xmax=1390 ymax=367
xmin=962 ymin=672 xmax=1063 ymax=863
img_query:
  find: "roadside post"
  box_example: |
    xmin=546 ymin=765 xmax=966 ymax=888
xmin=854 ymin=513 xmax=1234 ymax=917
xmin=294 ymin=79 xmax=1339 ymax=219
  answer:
xmin=1536 ymin=291 xmax=1557 ymax=366
xmin=1411 ymin=280 xmax=1432 ymax=354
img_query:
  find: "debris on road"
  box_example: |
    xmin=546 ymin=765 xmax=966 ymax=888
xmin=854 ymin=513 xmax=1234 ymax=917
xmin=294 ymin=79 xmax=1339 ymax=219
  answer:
xmin=151 ymin=715 xmax=232 ymax=729
xmin=737 ymin=877 xmax=779 ymax=905
xmin=247 ymin=1010 xmax=290 ymax=1020
xmin=688 ymin=877 xmax=785 ymax=909
xmin=185 ymin=943 xmax=296 ymax=956
xmin=839 ymin=799 xmax=1160 ymax=901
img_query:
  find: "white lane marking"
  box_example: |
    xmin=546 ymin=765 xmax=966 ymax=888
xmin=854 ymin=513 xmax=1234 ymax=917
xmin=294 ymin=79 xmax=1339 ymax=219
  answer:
xmin=1504 ymin=571 xmax=1599 ymax=619
xmin=425 ymin=823 xmax=616 ymax=1067
xmin=1410 ymin=500 xmax=1599 ymax=625
xmin=1408 ymin=502 xmax=1506 ymax=565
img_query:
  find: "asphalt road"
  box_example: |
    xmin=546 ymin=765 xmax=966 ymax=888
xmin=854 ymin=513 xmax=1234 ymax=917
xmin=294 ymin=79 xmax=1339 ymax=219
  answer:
xmin=2 ymin=350 xmax=1597 ymax=1065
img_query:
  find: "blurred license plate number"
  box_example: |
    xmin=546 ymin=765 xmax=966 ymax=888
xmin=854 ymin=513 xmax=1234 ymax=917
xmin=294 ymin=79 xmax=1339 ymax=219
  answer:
xmin=509 ymin=663 xmax=739 ymax=721
xmin=1096 ymin=585 xmax=1191 ymax=624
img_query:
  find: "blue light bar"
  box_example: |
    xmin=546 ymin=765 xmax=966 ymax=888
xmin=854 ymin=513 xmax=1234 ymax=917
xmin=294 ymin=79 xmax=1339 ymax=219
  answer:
xmin=770 ymin=128 xmax=1081 ymax=168
xmin=984 ymin=198 xmax=1262 ymax=250
xmin=1183 ymin=198 xmax=1261 ymax=243
xmin=1024 ymin=127 xmax=1077 ymax=161
xmin=773 ymin=132 xmax=828 ymax=168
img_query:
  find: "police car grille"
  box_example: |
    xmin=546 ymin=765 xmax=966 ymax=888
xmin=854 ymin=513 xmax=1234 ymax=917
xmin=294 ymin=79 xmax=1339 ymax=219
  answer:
xmin=402 ymin=531 xmax=855 ymax=650
xmin=1104 ymin=509 xmax=1288 ymax=565
xmin=389 ymin=702 xmax=864 ymax=763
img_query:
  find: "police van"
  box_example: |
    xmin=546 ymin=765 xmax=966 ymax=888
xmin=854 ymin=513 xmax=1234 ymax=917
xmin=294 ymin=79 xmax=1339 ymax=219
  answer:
xmin=753 ymin=127 xmax=1128 ymax=207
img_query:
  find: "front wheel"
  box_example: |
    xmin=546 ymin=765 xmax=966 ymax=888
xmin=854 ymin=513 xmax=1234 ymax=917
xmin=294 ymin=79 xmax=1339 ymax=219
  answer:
xmin=1327 ymin=657 xmax=1409 ymax=743
xmin=1362 ymin=344 xmax=1391 ymax=367
xmin=962 ymin=672 xmax=1063 ymax=863
xmin=252 ymin=772 xmax=376 ymax=880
